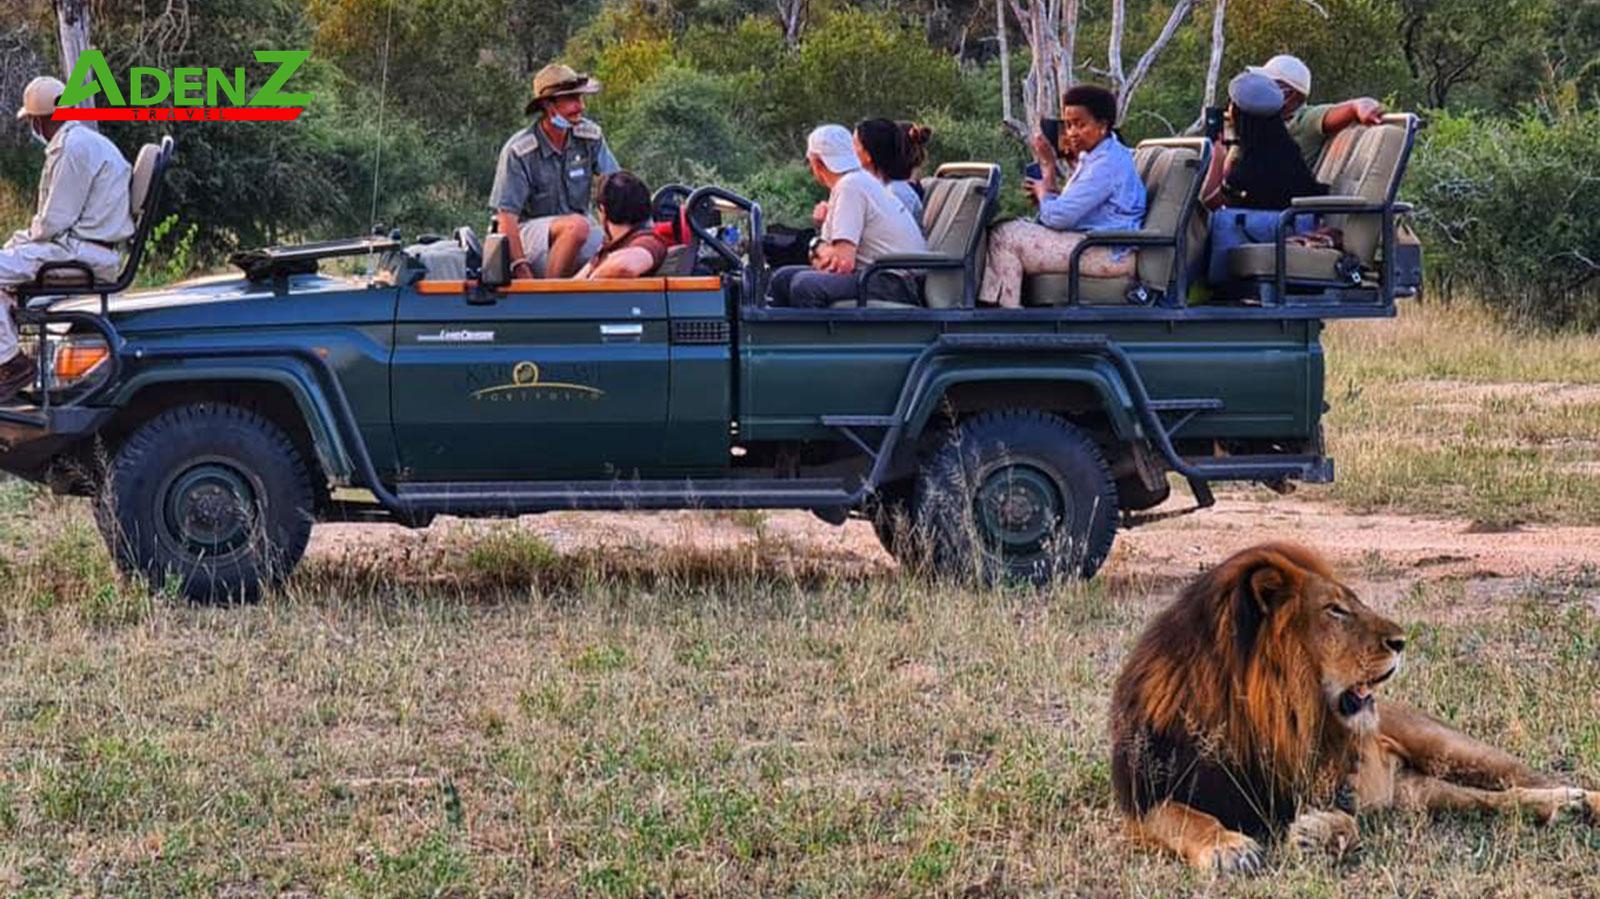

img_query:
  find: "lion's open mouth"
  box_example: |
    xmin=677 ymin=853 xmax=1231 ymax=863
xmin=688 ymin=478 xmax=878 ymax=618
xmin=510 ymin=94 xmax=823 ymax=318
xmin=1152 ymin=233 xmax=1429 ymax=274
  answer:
xmin=1336 ymin=664 xmax=1398 ymax=717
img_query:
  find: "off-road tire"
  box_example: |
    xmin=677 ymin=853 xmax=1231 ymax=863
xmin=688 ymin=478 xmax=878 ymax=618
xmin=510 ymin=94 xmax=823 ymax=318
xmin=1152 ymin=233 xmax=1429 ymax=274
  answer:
xmin=867 ymin=480 xmax=921 ymax=566
xmin=910 ymin=410 xmax=1118 ymax=585
xmin=95 ymin=403 xmax=315 ymax=603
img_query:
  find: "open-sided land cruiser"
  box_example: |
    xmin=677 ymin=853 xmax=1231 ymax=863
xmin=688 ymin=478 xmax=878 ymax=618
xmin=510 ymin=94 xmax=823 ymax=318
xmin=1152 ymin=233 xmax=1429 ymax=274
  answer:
xmin=0 ymin=116 xmax=1422 ymax=600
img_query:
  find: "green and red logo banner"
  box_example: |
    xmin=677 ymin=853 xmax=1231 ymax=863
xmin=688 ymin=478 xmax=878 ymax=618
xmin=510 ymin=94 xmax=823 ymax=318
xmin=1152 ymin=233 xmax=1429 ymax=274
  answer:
xmin=53 ymin=50 xmax=312 ymax=122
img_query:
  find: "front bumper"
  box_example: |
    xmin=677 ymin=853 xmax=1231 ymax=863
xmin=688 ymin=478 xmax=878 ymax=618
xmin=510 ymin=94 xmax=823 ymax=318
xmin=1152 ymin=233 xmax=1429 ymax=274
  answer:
xmin=0 ymin=405 xmax=113 ymax=482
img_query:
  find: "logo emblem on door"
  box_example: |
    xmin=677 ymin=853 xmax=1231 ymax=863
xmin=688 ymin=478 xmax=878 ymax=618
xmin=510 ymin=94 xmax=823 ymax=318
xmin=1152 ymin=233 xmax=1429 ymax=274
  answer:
xmin=471 ymin=361 xmax=604 ymax=401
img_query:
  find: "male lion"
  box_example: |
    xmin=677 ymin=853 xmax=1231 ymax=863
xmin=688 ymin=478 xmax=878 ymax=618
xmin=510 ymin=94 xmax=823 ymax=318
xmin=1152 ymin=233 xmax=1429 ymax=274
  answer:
xmin=1110 ymin=542 xmax=1599 ymax=872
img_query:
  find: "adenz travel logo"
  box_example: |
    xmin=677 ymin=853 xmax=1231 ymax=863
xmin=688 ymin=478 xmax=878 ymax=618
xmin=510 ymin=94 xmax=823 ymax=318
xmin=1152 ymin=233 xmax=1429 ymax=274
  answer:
xmin=53 ymin=49 xmax=312 ymax=123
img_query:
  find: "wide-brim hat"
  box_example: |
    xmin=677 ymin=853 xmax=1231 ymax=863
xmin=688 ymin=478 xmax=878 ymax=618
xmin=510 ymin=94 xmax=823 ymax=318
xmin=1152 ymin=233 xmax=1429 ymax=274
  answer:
xmin=525 ymin=64 xmax=601 ymax=115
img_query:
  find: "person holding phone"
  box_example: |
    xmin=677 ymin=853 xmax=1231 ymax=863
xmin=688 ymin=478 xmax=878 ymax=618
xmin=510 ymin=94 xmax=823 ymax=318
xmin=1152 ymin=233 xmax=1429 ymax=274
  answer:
xmin=978 ymin=85 xmax=1146 ymax=308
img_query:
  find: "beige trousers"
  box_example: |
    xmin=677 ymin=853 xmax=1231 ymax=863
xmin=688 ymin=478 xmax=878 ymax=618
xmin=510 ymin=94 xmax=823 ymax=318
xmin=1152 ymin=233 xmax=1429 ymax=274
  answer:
xmin=978 ymin=219 xmax=1136 ymax=308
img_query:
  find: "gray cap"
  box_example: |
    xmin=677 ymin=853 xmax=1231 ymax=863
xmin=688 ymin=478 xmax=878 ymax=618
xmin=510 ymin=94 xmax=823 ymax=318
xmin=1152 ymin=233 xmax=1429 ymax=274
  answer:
xmin=1228 ymin=71 xmax=1284 ymax=117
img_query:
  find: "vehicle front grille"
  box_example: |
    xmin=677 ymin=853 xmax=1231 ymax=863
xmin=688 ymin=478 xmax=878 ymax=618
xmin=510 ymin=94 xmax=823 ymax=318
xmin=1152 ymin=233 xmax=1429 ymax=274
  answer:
xmin=671 ymin=319 xmax=730 ymax=345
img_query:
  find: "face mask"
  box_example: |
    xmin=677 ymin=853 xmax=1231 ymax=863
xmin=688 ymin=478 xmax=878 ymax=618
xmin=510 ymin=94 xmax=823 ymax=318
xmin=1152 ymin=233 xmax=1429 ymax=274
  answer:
xmin=548 ymin=113 xmax=575 ymax=131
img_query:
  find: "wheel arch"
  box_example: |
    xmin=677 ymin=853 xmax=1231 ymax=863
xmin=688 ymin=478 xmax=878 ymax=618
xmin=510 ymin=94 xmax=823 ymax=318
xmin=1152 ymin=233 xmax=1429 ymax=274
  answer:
xmin=102 ymin=365 xmax=351 ymax=490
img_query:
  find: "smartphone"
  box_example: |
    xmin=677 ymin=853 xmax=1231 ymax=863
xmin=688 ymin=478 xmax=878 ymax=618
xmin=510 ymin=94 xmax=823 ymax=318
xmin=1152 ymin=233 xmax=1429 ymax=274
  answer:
xmin=1040 ymin=117 xmax=1062 ymax=150
xmin=1203 ymin=106 xmax=1225 ymax=141
xmin=1024 ymin=161 xmax=1043 ymax=182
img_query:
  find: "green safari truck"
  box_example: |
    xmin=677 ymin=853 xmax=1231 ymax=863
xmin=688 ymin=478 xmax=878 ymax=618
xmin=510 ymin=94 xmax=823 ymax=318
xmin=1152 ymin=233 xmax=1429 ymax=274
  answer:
xmin=0 ymin=120 xmax=1423 ymax=601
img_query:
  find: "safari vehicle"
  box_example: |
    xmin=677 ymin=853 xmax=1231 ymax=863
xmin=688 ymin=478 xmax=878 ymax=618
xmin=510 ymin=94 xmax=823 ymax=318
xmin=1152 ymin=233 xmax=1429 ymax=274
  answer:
xmin=0 ymin=117 xmax=1422 ymax=601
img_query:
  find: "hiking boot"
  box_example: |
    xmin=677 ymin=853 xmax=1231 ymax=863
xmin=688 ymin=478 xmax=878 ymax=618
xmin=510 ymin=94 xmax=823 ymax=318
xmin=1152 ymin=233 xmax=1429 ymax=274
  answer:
xmin=0 ymin=353 xmax=38 ymax=404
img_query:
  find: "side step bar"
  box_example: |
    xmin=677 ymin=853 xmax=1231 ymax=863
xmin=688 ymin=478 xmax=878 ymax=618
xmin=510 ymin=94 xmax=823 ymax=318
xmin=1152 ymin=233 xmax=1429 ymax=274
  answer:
xmin=394 ymin=478 xmax=856 ymax=514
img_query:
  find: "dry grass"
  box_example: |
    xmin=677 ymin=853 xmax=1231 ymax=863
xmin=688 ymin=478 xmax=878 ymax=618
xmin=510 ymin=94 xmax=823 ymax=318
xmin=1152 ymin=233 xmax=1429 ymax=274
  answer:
xmin=1323 ymin=300 xmax=1600 ymax=525
xmin=1 ymin=480 xmax=1598 ymax=896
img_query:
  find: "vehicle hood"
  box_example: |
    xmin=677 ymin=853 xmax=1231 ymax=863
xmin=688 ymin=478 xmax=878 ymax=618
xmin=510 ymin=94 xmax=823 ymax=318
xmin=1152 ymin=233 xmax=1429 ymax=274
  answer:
xmin=44 ymin=272 xmax=395 ymax=333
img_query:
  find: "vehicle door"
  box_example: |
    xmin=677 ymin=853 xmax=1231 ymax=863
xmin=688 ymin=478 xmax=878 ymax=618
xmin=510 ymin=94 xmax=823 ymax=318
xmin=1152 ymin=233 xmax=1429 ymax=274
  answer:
xmin=391 ymin=278 xmax=670 ymax=481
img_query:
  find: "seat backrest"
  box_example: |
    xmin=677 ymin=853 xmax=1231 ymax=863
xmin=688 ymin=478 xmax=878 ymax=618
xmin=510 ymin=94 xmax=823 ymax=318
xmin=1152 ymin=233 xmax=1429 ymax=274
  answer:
xmin=128 ymin=142 xmax=162 ymax=230
xmin=1131 ymin=141 xmax=1206 ymax=293
xmin=1325 ymin=118 xmax=1412 ymax=264
xmin=1314 ymin=124 xmax=1366 ymax=185
xmin=920 ymin=164 xmax=998 ymax=308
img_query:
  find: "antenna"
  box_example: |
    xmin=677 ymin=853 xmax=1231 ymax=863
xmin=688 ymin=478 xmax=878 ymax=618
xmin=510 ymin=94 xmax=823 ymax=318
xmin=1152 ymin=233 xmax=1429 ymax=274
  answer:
xmin=368 ymin=1 xmax=394 ymax=235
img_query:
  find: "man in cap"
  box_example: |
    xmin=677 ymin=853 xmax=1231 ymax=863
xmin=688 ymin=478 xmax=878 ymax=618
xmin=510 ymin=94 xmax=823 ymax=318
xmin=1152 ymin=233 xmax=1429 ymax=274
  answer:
xmin=0 ymin=76 xmax=133 ymax=402
xmin=1248 ymin=54 xmax=1385 ymax=169
xmin=768 ymin=124 xmax=925 ymax=308
xmin=489 ymin=64 xmax=620 ymax=279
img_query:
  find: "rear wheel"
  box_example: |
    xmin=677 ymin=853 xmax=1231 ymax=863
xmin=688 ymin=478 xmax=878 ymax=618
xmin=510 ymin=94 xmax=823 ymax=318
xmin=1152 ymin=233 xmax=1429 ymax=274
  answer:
xmin=95 ymin=403 xmax=315 ymax=603
xmin=910 ymin=411 xmax=1118 ymax=585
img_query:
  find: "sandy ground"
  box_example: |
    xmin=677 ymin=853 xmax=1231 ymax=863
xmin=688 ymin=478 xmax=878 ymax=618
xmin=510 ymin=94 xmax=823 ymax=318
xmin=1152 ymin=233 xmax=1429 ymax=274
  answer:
xmin=308 ymin=490 xmax=1600 ymax=613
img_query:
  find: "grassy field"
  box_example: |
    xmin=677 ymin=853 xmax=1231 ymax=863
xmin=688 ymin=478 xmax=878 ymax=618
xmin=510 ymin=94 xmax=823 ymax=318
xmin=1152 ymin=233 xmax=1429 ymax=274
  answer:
xmin=1 ymin=301 xmax=1599 ymax=896
xmin=1324 ymin=301 xmax=1600 ymax=525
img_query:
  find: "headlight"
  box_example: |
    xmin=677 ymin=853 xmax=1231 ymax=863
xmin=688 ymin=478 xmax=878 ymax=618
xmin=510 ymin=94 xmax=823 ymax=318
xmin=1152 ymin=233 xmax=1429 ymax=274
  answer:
xmin=46 ymin=336 xmax=110 ymax=391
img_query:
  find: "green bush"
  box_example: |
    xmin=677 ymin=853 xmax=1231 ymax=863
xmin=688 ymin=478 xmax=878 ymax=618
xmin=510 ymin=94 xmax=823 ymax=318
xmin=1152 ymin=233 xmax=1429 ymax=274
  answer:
xmin=766 ymin=10 xmax=967 ymax=154
xmin=1407 ymin=109 xmax=1600 ymax=328
xmin=608 ymin=67 xmax=760 ymax=187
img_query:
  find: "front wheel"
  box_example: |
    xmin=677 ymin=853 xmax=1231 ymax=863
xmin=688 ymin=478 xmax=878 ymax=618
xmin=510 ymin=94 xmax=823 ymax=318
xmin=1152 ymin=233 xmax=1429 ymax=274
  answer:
xmin=95 ymin=403 xmax=316 ymax=603
xmin=910 ymin=411 xmax=1118 ymax=585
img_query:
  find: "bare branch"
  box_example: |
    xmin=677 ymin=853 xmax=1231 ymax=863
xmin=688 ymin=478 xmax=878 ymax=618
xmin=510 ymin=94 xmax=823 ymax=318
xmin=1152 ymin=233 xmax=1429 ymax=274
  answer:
xmin=1121 ymin=0 xmax=1196 ymax=114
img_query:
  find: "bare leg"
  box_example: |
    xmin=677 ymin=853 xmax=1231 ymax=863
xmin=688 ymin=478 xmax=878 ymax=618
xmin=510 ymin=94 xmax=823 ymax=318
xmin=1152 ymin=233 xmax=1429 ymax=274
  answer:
xmin=1129 ymin=800 xmax=1264 ymax=873
xmin=544 ymin=214 xmax=592 ymax=278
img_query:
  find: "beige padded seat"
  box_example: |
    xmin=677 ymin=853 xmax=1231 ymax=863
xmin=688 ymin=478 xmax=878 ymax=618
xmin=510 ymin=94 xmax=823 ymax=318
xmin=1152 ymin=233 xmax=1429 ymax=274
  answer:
xmin=1022 ymin=141 xmax=1207 ymax=306
xmin=831 ymin=164 xmax=996 ymax=309
xmin=1228 ymin=118 xmax=1412 ymax=283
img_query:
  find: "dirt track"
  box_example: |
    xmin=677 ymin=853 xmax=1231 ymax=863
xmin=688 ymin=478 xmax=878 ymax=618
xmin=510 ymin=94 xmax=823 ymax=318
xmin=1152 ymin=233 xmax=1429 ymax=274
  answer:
xmin=310 ymin=491 xmax=1600 ymax=598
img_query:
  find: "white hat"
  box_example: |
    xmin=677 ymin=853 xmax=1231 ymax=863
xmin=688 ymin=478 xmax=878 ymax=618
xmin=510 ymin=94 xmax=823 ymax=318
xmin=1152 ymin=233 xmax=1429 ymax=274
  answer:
xmin=1248 ymin=54 xmax=1312 ymax=97
xmin=806 ymin=124 xmax=861 ymax=175
xmin=15 ymin=75 xmax=65 ymax=120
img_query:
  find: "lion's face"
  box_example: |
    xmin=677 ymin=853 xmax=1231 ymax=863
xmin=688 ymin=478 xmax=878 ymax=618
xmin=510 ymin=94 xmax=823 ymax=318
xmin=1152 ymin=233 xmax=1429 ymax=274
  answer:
xmin=1285 ymin=573 xmax=1407 ymax=730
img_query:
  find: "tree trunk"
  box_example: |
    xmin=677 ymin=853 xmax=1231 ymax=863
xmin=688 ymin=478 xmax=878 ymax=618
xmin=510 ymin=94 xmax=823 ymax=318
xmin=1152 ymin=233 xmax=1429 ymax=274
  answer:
xmin=53 ymin=0 xmax=92 ymax=108
xmin=1201 ymin=0 xmax=1228 ymax=109
xmin=998 ymin=0 xmax=1014 ymax=125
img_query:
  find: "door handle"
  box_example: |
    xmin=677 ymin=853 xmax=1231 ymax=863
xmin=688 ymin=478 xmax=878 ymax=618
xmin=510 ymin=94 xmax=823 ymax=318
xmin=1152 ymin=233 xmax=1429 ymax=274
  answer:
xmin=599 ymin=323 xmax=643 ymax=339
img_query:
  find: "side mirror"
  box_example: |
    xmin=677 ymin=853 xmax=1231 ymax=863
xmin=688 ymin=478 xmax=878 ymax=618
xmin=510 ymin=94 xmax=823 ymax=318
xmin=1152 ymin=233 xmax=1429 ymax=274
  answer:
xmin=480 ymin=233 xmax=511 ymax=289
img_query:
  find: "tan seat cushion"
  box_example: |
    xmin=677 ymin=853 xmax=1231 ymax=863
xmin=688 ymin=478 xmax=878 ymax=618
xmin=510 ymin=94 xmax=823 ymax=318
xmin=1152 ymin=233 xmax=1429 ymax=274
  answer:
xmin=39 ymin=268 xmax=96 ymax=287
xmin=129 ymin=142 xmax=161 ymax=226
xmin=1021 ymin=273 xmax=1139 ymax=306
xmin=1226 ymin=244 xmax=1351 ymax=282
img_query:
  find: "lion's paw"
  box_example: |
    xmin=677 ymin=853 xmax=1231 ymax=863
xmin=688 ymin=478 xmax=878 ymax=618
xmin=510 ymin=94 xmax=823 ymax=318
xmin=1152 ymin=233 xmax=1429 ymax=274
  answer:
xmin=1287 ymin=808 xmax=1359 ymax=857
xmin=1519 ymin=787 xmax=1589 ymax=825
xmin=1190 ymin=831 xmax=1264 ymax=875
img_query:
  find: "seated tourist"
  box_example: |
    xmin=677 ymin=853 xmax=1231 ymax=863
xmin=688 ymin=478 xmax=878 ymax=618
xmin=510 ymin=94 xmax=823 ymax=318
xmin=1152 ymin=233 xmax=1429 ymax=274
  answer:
xmin=1204 ymin=71 xmax=1330 ymax=285
xmin=574 ymin=172 xmax=669 ymax=279
xmin=851 ymin=118 xmax=931 ymax=222
xmin=977 ymin=85 xmax=1146 ymax=309
xmin=1248 ymin=54 xmax=1385 ymax=169
xmin=771 ymin=124 xmax=927 ymax=308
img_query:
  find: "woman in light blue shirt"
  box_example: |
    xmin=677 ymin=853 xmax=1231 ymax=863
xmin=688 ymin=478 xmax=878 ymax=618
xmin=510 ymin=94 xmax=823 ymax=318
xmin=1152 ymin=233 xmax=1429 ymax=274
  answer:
xmin=978 ymin=85 xmax=1147 ymax=307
